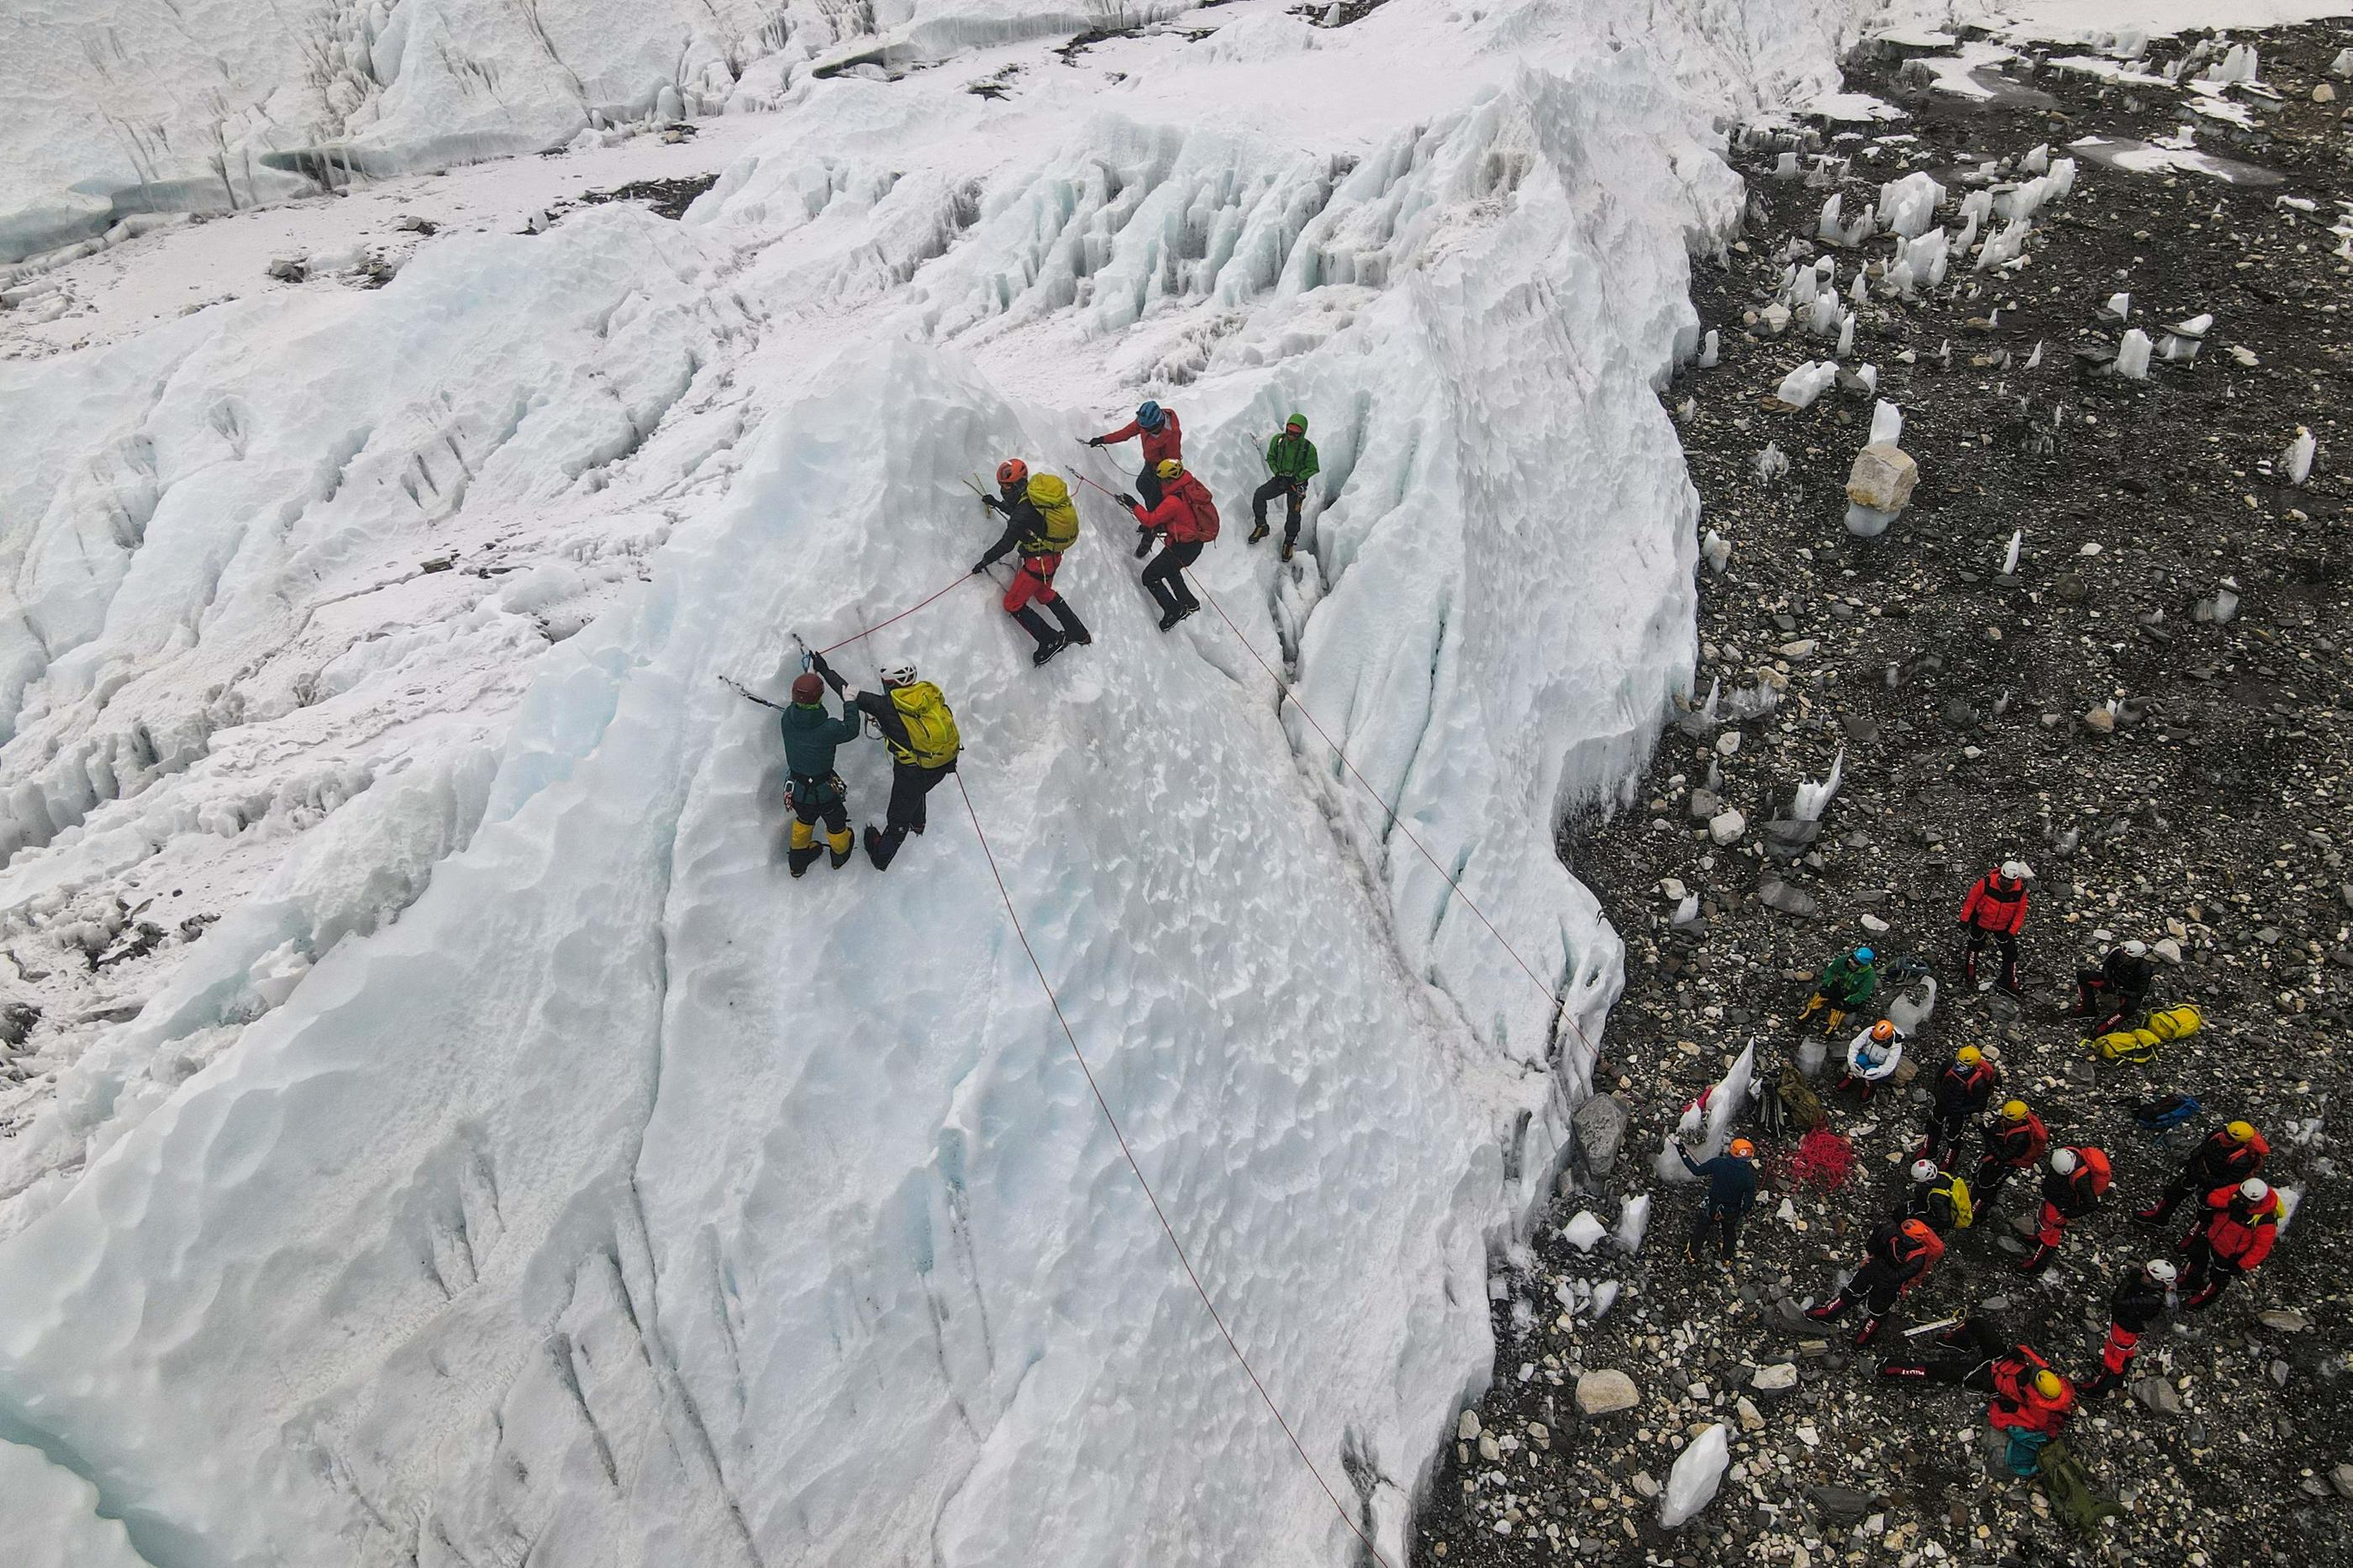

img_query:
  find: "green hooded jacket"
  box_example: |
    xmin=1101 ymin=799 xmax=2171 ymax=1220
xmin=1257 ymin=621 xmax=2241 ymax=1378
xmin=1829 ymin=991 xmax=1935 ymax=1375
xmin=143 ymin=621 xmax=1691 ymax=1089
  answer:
xmin=781 ymin=700 xmax=863 ymax=779
xmin=1265 ymin=415 xmax=1320 ymax=483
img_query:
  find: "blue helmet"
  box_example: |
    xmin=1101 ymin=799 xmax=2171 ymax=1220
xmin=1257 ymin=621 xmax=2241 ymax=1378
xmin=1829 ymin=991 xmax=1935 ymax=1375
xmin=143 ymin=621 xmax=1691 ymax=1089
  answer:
xmin=1136 ymin=401 xmax=1166 ymax=429
xmin=1853 ymin=946 xmax=1876 ymax=964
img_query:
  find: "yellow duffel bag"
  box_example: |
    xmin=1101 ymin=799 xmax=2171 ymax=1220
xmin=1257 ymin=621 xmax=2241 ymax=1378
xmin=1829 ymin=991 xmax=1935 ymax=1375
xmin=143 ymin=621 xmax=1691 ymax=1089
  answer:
xmin=2146 ymin=1005 xmax=2203 ymax=1041
xmin=2091 ymin=1029 xmax=2162 ymax=1065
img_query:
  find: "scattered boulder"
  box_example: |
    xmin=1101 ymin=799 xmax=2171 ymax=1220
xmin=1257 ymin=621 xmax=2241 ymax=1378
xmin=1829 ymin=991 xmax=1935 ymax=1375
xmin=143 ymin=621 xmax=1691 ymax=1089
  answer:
xmin=1845 ymin=443 xmax=1919 ymax=511
xmin=1574 ymin=1369 xmax=1640 ymax=1415
xmin=1751 ymin=1362 xmax=1799 ymax=1392
xmin=1573 ymin=1093 xmax=1630 ymax=1176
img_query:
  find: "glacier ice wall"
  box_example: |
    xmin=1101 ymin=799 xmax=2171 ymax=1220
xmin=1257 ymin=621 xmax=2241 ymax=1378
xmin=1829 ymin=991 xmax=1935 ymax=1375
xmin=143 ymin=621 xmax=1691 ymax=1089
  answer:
xmin=0 ymin=0 xmax=1864 ymax=1562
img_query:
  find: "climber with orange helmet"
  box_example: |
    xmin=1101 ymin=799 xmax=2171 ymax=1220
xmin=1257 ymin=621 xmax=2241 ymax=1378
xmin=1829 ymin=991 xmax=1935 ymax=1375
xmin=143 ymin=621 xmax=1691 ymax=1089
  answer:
xmin=1805 ymin=1217 xmax=1945 ymax=1346
xmin=1971 ymin=1099 xmax=2049 ymax=1206
xmin=2017 ymin=1144 xmax=2111 ymax=1274
xmin=1675 ymin=1134 xmax=1759 ymax=1262
xmin=975 ymin=458 xmax=1092 ymax=666
xmin=2135 ymin=1118 xmax=2268 ymax=1225
xmin=1837 ymin=1017 xmax=1903 ymax=1101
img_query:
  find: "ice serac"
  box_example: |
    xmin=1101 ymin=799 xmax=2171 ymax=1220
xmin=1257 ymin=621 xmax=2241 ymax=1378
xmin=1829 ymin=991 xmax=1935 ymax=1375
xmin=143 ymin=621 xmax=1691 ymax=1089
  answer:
xmin=0 ymin=2 xmax=1861 ymax=1565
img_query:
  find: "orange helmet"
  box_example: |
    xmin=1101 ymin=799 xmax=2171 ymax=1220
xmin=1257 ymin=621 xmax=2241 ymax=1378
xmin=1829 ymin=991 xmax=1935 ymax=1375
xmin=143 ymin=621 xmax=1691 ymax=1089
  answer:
xmin=1870 ymin=1019 xmax=1896 ymax=1044
xmin=1729 ymin=1139 xmax=1756 ymax=1158
xmin=996 ymin=458 xmax=1029 ymax=488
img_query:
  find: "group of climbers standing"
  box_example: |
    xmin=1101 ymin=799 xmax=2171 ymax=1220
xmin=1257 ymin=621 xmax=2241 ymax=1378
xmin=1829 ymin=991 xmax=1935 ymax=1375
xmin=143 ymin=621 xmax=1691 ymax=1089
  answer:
xmin=754 ymin=397 xmax=1323 ymax=871
xmin=1674 ymin=851 xmax=2295 ymax=1487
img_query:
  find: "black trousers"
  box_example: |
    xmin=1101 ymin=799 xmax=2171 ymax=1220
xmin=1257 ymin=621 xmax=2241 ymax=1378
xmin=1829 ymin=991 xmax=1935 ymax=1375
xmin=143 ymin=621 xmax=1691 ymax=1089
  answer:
xmin=789 ymin=783 xmax=848 ymax=838
xmin=1251 ymin=476 xmax=1305 ymax=539
xmin=1142 ymin=540 xmax=1203 ymax=614
xmin=1964 ymin=927 xmax=2018 ymax=988
xmin=885 ymin=760 xmax=954 ymax=834
xmin=1973 ymin=1156 xmax=2028 ymax=1201
xmin=2075 ymin=972 xmax=2145 ymax=1031
xmin=1136 ymin=463 xmax=1165 ymax=511
xmin=1689 ymin=1206 xmax=1742 ymax=1259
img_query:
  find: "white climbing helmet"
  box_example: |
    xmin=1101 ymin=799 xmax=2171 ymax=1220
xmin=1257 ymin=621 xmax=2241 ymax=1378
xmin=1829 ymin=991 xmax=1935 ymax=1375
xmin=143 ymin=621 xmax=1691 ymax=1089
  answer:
xmin=2146 ymin=1259 xmax=2178 ymax=1284
xmin=879 ymin=660 xmax=918 ymax=687
xmin=2122 ymin=939 xmax=2150 ymax=957
xmin=2051 ymin=1148 xmax=2079 ymax=1176
xmin=2239 ymin=1178 xmax=2271 ymax=1203
xmin=1909 ymin=1159 xmax=1939 ymax=1183
xmin=2001 ymin=860 xmax=2032 ymax=881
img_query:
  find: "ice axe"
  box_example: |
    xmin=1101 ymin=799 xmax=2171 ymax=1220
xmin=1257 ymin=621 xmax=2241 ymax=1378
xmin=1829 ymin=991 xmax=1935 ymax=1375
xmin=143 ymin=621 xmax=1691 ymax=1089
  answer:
xmin=718 ymin=673 xmax=789 ymax=713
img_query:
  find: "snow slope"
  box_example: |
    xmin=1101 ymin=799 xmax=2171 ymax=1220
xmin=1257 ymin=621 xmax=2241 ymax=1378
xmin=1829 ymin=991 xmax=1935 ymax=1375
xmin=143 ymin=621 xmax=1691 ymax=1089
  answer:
xmin=0 ymin=0 xmax=1861 ymax=1562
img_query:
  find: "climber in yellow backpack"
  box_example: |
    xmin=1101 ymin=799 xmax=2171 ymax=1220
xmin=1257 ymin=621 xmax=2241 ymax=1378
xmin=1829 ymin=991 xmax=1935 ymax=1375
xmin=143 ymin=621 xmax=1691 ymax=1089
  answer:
xmin=808 ymin=650 xmax=961 ymax=870
xmin=975 ymin=459 xmax=1092 ymax=666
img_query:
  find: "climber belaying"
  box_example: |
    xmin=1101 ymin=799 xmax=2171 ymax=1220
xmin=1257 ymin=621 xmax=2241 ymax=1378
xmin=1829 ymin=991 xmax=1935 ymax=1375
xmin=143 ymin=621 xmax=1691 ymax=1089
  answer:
xmin=808 ymin=650 xmax=961 ymax=871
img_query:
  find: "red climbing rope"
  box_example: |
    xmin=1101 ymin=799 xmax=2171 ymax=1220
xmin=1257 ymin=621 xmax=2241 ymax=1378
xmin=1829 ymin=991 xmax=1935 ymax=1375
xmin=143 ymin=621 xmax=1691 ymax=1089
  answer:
xmin=954 ymin=772 xmax=1393 ymax=1568
xmin=814 ymin=570 xmax=976 ymax=655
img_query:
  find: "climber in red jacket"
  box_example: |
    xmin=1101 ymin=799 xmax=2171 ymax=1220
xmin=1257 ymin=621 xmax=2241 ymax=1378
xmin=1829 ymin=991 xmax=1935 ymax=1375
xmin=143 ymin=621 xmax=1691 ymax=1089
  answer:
xmin=1089 ymin=400 xmax=1183 ymax=511
xmin=1958 ymin=860 xmax=2030 ymax=994
xmin=2179 ymin=1178 xmax=2282 ymax=1310
xmin=1127 ymin=459 xmax=1220 ymax=631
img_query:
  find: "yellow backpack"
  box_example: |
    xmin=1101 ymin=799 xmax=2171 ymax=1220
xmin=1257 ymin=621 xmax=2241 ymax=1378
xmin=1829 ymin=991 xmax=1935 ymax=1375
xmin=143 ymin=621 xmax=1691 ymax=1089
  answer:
xmin=1023 ymin=474 xmax=1081 ymax=554
xmin=1938 ymin=1173 xmax=1975 ymax=1230
xmin=887 ymin=682 xmax=961 ymax=767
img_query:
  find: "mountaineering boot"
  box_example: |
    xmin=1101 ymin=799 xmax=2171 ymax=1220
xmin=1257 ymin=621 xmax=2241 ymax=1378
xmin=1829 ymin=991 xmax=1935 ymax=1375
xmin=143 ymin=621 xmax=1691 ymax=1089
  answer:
xmin=1012 ymin=604 xmax=1055 ymax=644
xmin=865 ymin=824 xmax=906 ymax=871
xmin=2015 ymin=1243 xmax=2056 ymax=1275
xmin=1157 ymin=604 xmax=1184 ymax=632
xmin=826 ymin=827 xmax=855 ymax=869
xmin=1248 ymin=521 xmax=1270 ymax=545
xmin=2080 ymin=1370 xmax=2123 ymax=1398
xmin=1803 ymin=1295 xmax=1848 ymax=1323
xmin=2182 ymin=1282 xmax=2224 ymax=1312
xmin=1280 ymin=537 xmax=1295 ymax=562
xmin=788 ymin=819 xmax=821 ymax=878
xmin=1048 ymin=598 xmax=1092 ymax=645
xmin=1851 ymin=1315 xmax=1884 ymax=1349
xmin=1877 ymin=1361 xmax=1929 ymax=1381
xmin=788 ymin=845 xmax=822 ymax=878
xmin=1032 ymin=633 xmax=1071 ymax=666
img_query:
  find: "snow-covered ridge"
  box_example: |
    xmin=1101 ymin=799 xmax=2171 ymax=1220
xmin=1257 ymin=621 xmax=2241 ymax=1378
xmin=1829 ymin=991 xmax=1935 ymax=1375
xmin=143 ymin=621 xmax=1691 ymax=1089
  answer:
xmin=0 ymin=0 xmax=1863 ymax=1561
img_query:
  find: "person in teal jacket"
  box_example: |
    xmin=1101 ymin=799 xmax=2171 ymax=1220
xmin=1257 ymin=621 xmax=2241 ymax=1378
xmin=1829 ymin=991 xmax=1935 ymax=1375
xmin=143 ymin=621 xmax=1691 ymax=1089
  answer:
xmin=1250 ymin=413 xmax=1320 ymax=560
xmin=780 ymin=671 xmax=863 ymax=876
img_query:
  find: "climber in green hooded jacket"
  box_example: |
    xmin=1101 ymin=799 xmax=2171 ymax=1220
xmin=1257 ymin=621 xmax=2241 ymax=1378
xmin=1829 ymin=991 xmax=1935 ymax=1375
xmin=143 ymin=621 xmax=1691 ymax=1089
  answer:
xmin=1250 ymin=413 xmax=1320 ymax=561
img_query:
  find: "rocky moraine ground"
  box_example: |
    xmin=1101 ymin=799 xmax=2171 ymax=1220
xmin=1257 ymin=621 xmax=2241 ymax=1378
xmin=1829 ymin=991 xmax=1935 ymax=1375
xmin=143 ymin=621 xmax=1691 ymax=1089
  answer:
xmin=1413 ymin=18 xmax=2353 ymax=1568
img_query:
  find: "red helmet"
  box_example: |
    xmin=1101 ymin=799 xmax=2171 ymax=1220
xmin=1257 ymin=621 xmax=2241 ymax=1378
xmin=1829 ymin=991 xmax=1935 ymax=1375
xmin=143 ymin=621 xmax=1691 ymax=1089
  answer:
xmin=997 ymin=458 xmax=1029 ymax=489
xmin=790 ymin=672 xmax=824 ymax=703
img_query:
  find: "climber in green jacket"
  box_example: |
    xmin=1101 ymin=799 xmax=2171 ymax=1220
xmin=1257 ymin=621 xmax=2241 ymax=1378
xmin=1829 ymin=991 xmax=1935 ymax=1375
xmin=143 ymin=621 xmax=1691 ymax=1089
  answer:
xmin=1250 ymin=413 xmax=1320 ymax=561
xmin=779 ymin=672 xmax=864 ymax=877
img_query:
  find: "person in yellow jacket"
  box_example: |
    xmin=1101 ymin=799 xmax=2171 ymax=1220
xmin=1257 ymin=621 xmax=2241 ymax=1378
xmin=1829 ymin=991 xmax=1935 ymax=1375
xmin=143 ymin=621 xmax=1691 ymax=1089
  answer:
xmin=808 ymin=650 xmax=961 ymax=871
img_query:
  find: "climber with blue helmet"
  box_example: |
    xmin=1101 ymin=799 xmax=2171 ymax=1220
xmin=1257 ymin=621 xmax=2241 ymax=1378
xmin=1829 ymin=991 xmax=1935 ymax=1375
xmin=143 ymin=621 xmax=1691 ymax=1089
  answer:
xmin=1088 ymin=399 xmax=1184 ymax=519
xmin=1797 ymin=944 xmax=1880 ymax=1034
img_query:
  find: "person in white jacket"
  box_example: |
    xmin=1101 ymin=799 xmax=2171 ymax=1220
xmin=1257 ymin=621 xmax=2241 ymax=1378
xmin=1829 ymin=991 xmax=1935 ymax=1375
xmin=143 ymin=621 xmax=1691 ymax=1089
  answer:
xmin=1840 ymin=1018 xmax=1904 ymax=1101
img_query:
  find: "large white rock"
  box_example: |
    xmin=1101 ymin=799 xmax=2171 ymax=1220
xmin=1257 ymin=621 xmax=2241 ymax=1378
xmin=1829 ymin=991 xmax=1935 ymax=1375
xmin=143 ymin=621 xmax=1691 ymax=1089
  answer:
xmin=1658 ymin=1422 xmax=1730 ymax=1529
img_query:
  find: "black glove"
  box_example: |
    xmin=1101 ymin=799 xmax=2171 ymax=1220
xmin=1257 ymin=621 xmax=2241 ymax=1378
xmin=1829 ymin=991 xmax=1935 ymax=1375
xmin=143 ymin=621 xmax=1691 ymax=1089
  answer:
xmin=981 ymin=494 xmax=1004 ymax=513
xmin=1086 ymin=436 xmax=1106 ymax=448
xmin=1117 ymin=494 xmax=1139 ymax=511
xmin=971 ymin=560 xmax=990 ymax=576
xmin=808 ymin=650 xmax=843 ymax=693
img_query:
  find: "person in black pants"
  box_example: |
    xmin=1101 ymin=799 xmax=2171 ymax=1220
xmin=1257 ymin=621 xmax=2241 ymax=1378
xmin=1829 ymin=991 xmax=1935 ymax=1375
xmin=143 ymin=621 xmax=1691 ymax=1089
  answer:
xmin=808 ymin=651 xmax=961 ymax=870
xmin=1677 ymin=1136 xmax=1759 ymax=1261
xmin=2072 ymin=941 xmax=2156 ymax=1034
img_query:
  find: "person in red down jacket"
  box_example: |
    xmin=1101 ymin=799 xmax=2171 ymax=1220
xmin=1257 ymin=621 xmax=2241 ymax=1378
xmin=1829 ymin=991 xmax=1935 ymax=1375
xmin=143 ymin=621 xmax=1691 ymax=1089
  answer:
xmin=1127 ymin=459 xmax=1219 ymax=630
xmin=1959 ymin=860 xmax=2031 ymax=994
xmin=2179 ymin=1178 xmax=2283 ymax=1310
xmin=1089 ymin=399 xmax=1182 ymax=513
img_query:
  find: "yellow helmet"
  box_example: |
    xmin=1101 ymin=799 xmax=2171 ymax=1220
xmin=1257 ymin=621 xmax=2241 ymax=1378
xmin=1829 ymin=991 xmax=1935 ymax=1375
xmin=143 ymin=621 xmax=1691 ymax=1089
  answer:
xmin=2032 ymin=1369 xmax=2065 ymax=1401
xmin=2000 ymin=1100 xmax=2029 ymax=1123
xmin=1956 ymin=1046 xmax=1983 ymax=1066
xmin=2225 ymin=1120 xmax=2256 ymax=1143
xmin=1155 ymin=458 xmax=1184 ymax=480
